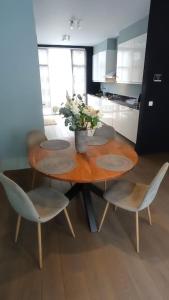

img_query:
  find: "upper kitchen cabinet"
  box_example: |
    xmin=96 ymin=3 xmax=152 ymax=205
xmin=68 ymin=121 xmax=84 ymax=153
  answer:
xmin=116 ymin=33 xmax=147 ymax=84
xmin=93 ymin=51 xmax=106 ymax=82
xmin=92 ymin=38 xmax=117 ymax=82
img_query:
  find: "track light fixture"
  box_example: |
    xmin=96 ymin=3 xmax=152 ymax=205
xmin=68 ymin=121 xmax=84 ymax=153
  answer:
xmin=69 ymin=17 xmax=81 ymax=30
xmin=62 ymin=34 xmax=70 ymax=41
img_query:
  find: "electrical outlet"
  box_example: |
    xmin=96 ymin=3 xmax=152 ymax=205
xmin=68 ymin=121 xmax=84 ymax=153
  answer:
xmin=148 ymin=101 xmax=153 ymax=107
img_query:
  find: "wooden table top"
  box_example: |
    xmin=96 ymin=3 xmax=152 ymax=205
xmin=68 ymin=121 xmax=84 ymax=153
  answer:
xmin=29 ymin=138 xmax=138 ymax=183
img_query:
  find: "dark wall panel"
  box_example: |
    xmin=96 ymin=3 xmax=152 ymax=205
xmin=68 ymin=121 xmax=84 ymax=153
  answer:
xmin=85 ymin=47 xmax=100 ymax=94
xmin=136 ymin=0 xmax=169 ymax=154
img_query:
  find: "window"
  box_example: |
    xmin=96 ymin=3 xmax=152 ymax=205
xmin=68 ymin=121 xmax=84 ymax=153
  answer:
xmin=38 ymin=47 xmax=86 ymax=114
xmin=38 ymin=48 xmax=51 ymax=107
xmin=72 ymin=49 xmax=86 ymax=96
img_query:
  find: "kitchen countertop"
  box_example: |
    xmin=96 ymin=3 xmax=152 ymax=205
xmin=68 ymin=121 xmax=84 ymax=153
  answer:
xmin=110 ymin=99 xmax=139 ymax=110
xmin=88 ymin=93 xmax=139 ymax=110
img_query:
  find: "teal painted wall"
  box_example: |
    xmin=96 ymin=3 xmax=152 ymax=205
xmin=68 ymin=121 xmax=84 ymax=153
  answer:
xmin=94 ymin=38 xmax=117 ymax=54
xmin=118 ymin=16 xmax=148 ymax=44
xmin=101 ymin=16 xmax=149 ymax=98
xmin=0 ymin=0 xmax=44 ymax=171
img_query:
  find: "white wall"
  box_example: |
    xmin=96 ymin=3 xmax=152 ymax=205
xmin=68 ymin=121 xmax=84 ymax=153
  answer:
xmin=0 ymin=0 xmax=44 ymax=171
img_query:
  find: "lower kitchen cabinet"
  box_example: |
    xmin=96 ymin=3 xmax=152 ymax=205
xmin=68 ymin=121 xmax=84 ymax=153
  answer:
xmin=87 ymin=94 xmax=101 ymax=109
xmin=88 ymin=94 xmax=139 ymax=143
xmin=100 ymin=101 xmax=139 ymax=143
xmin=112 ymin=105 xmax=139 ymax=143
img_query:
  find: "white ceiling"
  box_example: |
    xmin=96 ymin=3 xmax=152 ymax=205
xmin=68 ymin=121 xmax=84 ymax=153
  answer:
xmin=33 ymin=0 xmax=150 ymax=46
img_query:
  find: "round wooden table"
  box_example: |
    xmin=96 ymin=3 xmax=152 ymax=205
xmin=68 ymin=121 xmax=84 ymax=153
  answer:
xmin=29 ymin=138 xmax=138 ymax=232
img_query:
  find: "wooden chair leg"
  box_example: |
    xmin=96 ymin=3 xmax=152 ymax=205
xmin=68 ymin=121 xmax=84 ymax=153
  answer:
xmin=136 ymin=212 xmax=139 ymax=253
xmin=98 ymin=202 xmax=110 ymax=232
xmin=37 ymin=223 xmax=43 ymax=269
xmin=147 ymin=206 xmax=152 ymax=225
xmin=114 ymin=205 xmax=117 ymax=212
xmin=64 ymin=208 xmax=75 ymax=238
xmin=49 ymin=179 xmax=52 ymax=187
xmin=15 ymin=215 xmax=21 ymax=243
xmin=31 ymin=169 xmax=36 ymax=189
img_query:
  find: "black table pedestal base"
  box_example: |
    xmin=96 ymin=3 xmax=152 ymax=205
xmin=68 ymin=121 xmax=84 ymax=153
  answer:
xmin=65 ymin=183 xmax=104 ymax=232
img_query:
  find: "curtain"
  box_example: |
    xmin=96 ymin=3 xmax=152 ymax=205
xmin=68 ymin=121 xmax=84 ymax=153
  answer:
xmin=48 ymin=48 xmax=73 ymax=108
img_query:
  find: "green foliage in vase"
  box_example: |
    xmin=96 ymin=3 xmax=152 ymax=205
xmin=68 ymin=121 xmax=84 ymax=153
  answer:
xmin=59 ymin=94 xmax=102 ymax=131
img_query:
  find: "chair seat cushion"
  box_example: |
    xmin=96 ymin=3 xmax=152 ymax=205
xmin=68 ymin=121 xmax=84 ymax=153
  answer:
xmin=104 ymin=180 xmax=149 ymax=212
xmin=27 ymin=187 xmax=69 ymax=222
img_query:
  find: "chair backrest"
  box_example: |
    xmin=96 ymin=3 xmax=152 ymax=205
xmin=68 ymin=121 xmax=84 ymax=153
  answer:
xmin=139 ymin=162 xmax=169 ymax=210
xmin=0 ymin=173 xmax=40 ymax=222
xmin=94 ymin=123 xmax=116 ymax=139
xmin=27 ymin=130 xmax=47 ymax=150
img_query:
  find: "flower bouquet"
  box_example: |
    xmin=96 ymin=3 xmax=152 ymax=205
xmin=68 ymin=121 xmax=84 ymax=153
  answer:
xmin=59 ymin=94 xmax=102 ymax=153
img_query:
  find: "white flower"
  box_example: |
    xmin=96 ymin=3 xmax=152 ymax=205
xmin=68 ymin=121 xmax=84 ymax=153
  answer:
xmin=71 ymin=102 xmax=80 ymax=115
xmin=60 ymin=94 xmax=102 ymax=131
xmin=64 ymin=97 xmax=80 ymax=115
xmin=83 ymin=106 xmax=100 ymax=117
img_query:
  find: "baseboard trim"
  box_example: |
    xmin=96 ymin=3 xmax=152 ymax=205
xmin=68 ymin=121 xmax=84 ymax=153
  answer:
xmin=0 ymin=157 xmax=29 ymax=172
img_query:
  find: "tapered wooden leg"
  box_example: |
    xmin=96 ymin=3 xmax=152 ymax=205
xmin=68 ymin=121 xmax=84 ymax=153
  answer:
xmin=114 ymin=205 xmax=117 ymax=212
xmin=104 ymin=181 xmax=107 ymax=191
xmin=147 ymin=206 xmax=152 ymax=225
xmin=136 ymin=212 xmax=139 ymax=253
xmin=31 ymin=169 xmax=36 ymax=189
xmin=37 ymin=223 xmax=43 ymax=269
xmin=64 ymin=208 xmax=75 ymax=238
xmin=98 ymin=202 xmax=110 ymax=232
xmin=15 ymin=215 xmax=21 ymax=243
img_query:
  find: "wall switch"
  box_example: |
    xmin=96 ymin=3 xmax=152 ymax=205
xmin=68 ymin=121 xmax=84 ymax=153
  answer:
xmin=153 ymin=74 xmax=162 ymax=82
xmin=148 ymin=101 xmax=154 ymax=107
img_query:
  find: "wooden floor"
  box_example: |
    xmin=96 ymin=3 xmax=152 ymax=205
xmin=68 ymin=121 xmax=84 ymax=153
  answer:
xmin=1 ymin=121 xmax=169 ymax=299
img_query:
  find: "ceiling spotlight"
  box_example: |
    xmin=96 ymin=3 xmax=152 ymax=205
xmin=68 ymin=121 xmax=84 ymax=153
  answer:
xmin=69 ymin=17 xmax=81 ymax=30
xmin=69 ymin=17 xmax=75 ymax=30
xmin=76 ymin=19 xmax=82 ymax=30
xmin=62 ymin=34 xmax=70 ymax=41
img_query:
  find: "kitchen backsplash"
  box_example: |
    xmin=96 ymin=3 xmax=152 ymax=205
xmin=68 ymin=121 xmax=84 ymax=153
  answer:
xmin=101 ymin=82 xmax=142 ymax=99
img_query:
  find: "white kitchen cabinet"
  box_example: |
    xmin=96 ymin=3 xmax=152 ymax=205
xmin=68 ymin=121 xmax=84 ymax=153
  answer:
xmin=102 ymin=103 xmax=139 ymax=143
xmin=93 ymin=51 xmax=107 ymax=82
xmin=111 ymin=104 xmax=139 ymax=143
xmin=98 ymin=51 xmax=107 ymax=82
xmin=87 ymin=94 xmax=101 ymax=110
xmin=92 ymin=54 xmax=99 ymax=82
xmin=87 ymin=94 xmax=139 ymax=143
xmin=87 ymin=94 xmax=115 ymax=114
xmin=116 ymin=33 xmax=147 ymax=84
xmin=92 ymin=50 xmax=117 ymax=82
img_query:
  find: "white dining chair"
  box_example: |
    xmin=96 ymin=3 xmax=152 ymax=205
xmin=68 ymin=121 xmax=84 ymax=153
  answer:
xmin=0 ymin=173 xmax=75 ymax=269
xmin=98 ymin=162 xmax=169 ymax=253
xmin=94 ymin=123 xmax=116 ymax=191
xmin=27 ymin=130 xmax=47 ymax=188
xmin=27 ymin=129 xmax=47 ymax=150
